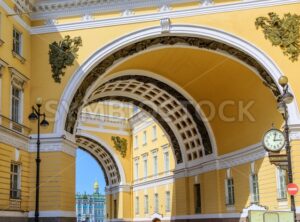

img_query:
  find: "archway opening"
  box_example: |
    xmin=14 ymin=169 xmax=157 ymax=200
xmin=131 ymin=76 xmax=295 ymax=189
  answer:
xmin=76 ymin=149 xmax=107 ymax=222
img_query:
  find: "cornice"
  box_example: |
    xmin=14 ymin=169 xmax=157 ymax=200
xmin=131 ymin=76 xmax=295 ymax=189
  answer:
xmin=0 ymin=125 xmax=29 ymax=150
xmin=30 ymin=0 xmax=300 ymax=35
xmin=29 ymin=136 xmax=77 ymax=157
xmin=31 ymin=0 xmax=200 ymax=20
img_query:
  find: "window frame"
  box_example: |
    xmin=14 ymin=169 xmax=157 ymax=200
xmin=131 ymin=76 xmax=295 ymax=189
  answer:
xmin=276 ymin=167 xmax=287 ymax=200
xmin=144 ymin=195 xmax=149 ymax=214
xmin=194 ymin=184 xmax=201 ymax=214
xmin=13 ymin=28 xmax=22 ymax=56
xmin=10 ymin=162 xmax=21 ymax=200
xmin=11 ymin=85 xmax=22 ymax=123
xmin=135 ymin=196 xmax=139 ymax=215
xmin=154 ymin=193 xmax=159 ymax=213
xmin=165 ymin=191 xmax=171 ymax=213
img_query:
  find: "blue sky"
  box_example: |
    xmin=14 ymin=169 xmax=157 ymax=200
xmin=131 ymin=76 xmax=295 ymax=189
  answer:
xmin=76 ymin=149 xmax=106 ymax=194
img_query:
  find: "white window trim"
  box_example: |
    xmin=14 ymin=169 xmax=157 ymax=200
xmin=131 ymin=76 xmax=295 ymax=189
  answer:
xmin=276 ymin=167 xmax=287 ymax=200
xmin=142 ymin=154 xmax=148 ymax=179
xmin=225 ymin=168 xmax=235 ymax=207
xmin=9 ymin=67 xmax=28 ymax=125
xmin=165 ymin=191 xmax=171 ymax=213
xmin=164 ymin=151 xmax=170 ymax=174
xmin=134 ymin=157 xmax=139 ymax=181
xmin=152 ymin=150 xmax=158 ymax=177
xmin=13 ymin=28 xmax=23 ymax=56
xmin=249 ymin=162 xmax=259 ymax=204
xmin=135 ymin=196 xmax=139 ymax=215
xmin=144 ymin=195 xmax=149 ymax=215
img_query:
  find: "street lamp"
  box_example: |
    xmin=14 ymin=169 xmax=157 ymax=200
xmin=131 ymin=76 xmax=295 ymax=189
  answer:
xmin=277 ymin=76 xmax=296 ymax=220
xmin=28 ymin=97 xmax=49 ymax=222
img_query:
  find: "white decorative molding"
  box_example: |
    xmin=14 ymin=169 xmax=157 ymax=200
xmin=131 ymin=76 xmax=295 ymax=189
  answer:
xmin=82 ymin=14 xmax=94 ymax=22
xmin=151 ymin=212 xmax=163 ymax=220
xmin=0 ymin=59 xmax=8 ymax=69
xmin=28 ymin=211 xmax=76 ymax=218
xmin=241 ymin=204 xmax=267 ymax=218
xmin=290 ymin=124 xmax=300 ymax=141
xmin=133 ymin=213 xmax=242 ymax=221
xmin=122 ymin=9 xmax=135 ymax=17
xmin=105 ymin=184 xmax=131 ymax=194
xmin=160 ymin=18 xmax=171 ymax=33
xmin=9 ymin=67 xmax=29 ymax=89
xmin=29 ymin=136 xmax=77 ymax=157
xmin=77 ymin=126 xmax=130 ymax=136
xmin=13 ymin=0 xmax=34 ymax=13
xmin=0 ymin=126 xmax=29 ymax=150
xmin=159 ymin=5 xmax=172 ymax=12
xmin=0 ymin=1 xmax=30 ymax=31
xmin=30 ymin=0 xmax=300 ymax=34
xmin=80 ymin=112 xmax=129 ymax=129
xmin=0 ymin=210 xmax=28 ymax=217
xmin=183 ymin=143 xmax=266 ymax=177
xmin=201 ymin=0 xmax=214 ymax=6
xmin=45 ymin=18 xmax=58 ymax=26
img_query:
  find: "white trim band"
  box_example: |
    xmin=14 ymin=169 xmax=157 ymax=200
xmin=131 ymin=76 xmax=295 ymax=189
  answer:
xmin=28 ymin=211 xmax=76 ymax=218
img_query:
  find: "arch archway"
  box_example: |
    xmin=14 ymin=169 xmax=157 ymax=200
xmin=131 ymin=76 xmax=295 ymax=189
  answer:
xmin=75 ymin=132 xmax=127 ymax=186
xmin=54 ymin=25 xmax=300 ymax=138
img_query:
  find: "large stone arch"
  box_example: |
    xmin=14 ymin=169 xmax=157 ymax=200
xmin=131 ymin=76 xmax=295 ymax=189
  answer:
xmin=75 ymin=132 xmax=127 ymax=186
xmin=54 ymin=25 xmax=300 ymax=137
xmin=54 ymin=25 xmax=300 ymax=167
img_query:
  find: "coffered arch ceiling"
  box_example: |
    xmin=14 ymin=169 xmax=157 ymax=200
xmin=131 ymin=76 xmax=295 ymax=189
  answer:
xmin=76 ymin=135 xmax=122 ymax=186
xmin=65 ymin=36 xmax=283 ymax=160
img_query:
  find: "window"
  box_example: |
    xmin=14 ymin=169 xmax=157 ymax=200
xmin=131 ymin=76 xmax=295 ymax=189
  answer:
xmin=135 ymin=196 xmax=139 ymax=215
xmin=144 ymin=195 xmax=149 ymax=214
xmin=143 ymin=158 xmax=148 ymax=178
xmin=194 ymin=184 xmax=201 ymax=213
xmin=250 ymin=163 xmax=259 ymax=203
xmin=134 ymin=160 xmax=139 ymax=180
xmin=11 ymin=86 xmax=21 ymax=123
xmin=165 ymin=191 xmax=171 ymax=212
xmin=164 ymin=151 xmax=169 ymax=172
xmin=153 ymin=155 xmax=158 ymax=176
xmin=10 ymin=163 xmax=21 ymax=199
xmin=152 ymin=125 xmax=157 ymax=140
xmin=276 ymin=168 xmax=287 ymax=199
xmin=113 ymin=199 xmax=117 ymax=218
xmin=250 ymin=174 xmax=259 ymax=203
xmin=154 ymin=193 xmax=159 ymax=213
xmin=225 ymin=169 xmax=234 ymax=206
xmin=134 ymin=135 xmax=138 ymax=148
xmin=143 ymin=131 xmax=147 ymax=145
xmin=13 ymin=28 xmax=22 ymax=55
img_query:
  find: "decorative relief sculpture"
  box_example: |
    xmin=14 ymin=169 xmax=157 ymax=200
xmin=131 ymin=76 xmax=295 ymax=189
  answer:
xmin=255 ymin=12 xmax=300 ymax=62
xmin=111 ymin=136 xmax=127 ymax=158
xmin=49 ymin=35 xmax=82 ymax=83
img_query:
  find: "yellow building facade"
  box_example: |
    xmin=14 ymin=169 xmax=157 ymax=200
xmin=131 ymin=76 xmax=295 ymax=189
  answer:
xmin=1 ymin=0 xmax=300 ymax=221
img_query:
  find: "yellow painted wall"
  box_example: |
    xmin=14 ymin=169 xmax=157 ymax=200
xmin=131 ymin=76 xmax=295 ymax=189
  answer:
xmin=28 ymin=152 xmax=75 ymax=211
xmin=0 ymin=144 xmax=30 ymax=211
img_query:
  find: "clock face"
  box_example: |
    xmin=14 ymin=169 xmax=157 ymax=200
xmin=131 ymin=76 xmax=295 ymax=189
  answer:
xmin=263 ymin=129 xmax=285 ymax=152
